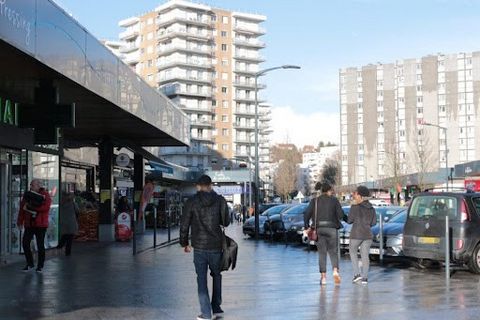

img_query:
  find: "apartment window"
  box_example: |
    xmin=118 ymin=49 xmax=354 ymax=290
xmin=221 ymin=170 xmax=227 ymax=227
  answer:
xmin=212 ymin=100 xmax=217 ymax=107
xmin=417 ymin=107 xmax=423 ymax=114
xmin=221 ymin=31 xmax=227 ymax=37
xmin=222 ymin=115 xmax=228 ymax=122
xmin=147 ymin=74 xmax=153 ymax=82
xmin=222 ymin=72 xmax=228 ymax=80
xmin=147 ymin=32 xmax=153 ymax=40
xmin=147 ymin=60 xmax=153 ymax=67
xmin=221 ymin=86 xmax=228 ymax=93
xmin=147 ymin=46 xmax=153 ymax=54
xmin=222 ymin=100 xmax=228 ymax=108
xmin=222 ymin=129 xmax=229 ymax=136
xmin=222 ymin=16 xmax=229 ymax=24
xmin=147 ymin=18 xmax=153 ymax=25
xmin=222 ymin=144 xmax=229 ymax=151
xmin=417 ymin=96 xmax=423 ymax=103
xmin=221 ymin=44 xmax=228 ymax=52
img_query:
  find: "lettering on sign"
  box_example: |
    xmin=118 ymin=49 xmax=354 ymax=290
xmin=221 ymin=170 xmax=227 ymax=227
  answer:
xmin=0 ymin=96 xmax=17 ymax=126
xmin=0 ymin=0 xmax=32 ymax=46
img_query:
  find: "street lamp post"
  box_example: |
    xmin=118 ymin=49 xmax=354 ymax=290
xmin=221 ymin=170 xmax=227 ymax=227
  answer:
xmin=422 ymin=121 xmax=449 ymax=191
xmin=254 ymin=65 xmax=301 ymax=239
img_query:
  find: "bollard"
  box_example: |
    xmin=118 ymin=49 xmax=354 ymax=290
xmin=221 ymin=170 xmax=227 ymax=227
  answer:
xmin=132 ymin=209 xmax=137 ymax=256
xmin=153 ymin=207 xmax=157 ymax=248
xmin=167 ymin=207 xmax=171 ymax=243
xmin=379 ymin=214 xmax=384 ymax=263
xmin=445 ymin=216 xmax=450 ymax=283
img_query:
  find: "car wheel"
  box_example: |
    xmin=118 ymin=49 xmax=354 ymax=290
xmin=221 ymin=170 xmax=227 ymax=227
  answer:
xmin=468 ymin=243 xmax=480 ymax=274
xmin=412 ymin=258 xmax=434 ymax=269
xmin=369 ymin=254 xmax=380 ymax=262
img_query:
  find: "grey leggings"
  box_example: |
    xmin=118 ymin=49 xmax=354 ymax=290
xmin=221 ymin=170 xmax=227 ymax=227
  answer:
xmin=315 ymin=227 xmax=339 ymax=273
xmin=349 ymin=239 xmax=373 ymax=278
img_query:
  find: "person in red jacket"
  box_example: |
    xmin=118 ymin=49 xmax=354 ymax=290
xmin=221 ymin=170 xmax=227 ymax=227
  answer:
xmin=17 ymin=179 xmax=52 ymax=273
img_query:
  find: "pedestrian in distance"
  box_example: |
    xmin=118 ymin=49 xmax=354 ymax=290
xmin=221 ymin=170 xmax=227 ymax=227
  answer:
xmin=347 ymin=185 xmax=377 ymax=285
xmin=17 ymin=179 xmax=52 ymax=273
xmin=304 ymin=182 xmax=345 ymax=285
xmin=180 ymin=174 xmax=230 ymax=320
xmin=57 ymin=192 xmax=79 ymax=256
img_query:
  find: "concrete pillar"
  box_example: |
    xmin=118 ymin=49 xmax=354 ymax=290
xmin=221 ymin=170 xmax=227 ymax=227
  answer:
xmin=133 ymin=153 xmax=145 ymax=234
xmin=98 ymin=138 xmax=114 ymax=241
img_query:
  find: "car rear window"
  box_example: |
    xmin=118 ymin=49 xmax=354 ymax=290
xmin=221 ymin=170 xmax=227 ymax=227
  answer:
xmin=409 ymin=196 xmax=458 ymax=220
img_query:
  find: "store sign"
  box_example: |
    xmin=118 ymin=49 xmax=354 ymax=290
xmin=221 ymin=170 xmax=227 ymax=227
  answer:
xmin=0 ymin=0 xmax=33 ymax=48
xmin=0 ymin=96 xmax=17 ymax=126
xmin=213 ymin=185 xmax=243 ymax=196
xmin=465 ymin=180 xmax=480 ymax=192
xmin=115 ymin=153 xmax=130 ymax=167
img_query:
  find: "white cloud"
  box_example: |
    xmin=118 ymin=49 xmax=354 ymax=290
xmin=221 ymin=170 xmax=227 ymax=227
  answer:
xmin=270 ymin=106 xmax=339 ymax=148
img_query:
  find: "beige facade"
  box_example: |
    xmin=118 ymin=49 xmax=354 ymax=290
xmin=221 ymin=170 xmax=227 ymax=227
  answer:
xmin=117 ymin=0 xmax=270 ymax=175
xmin=340 ymin=52 xmax=479 ymax=186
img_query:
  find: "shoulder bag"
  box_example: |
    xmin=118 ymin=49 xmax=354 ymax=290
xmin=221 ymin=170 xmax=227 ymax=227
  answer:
xmin=307 ymin=197 xmax=318 ymax=242
xmin=220 ymin=200 xmax=238 ymax=272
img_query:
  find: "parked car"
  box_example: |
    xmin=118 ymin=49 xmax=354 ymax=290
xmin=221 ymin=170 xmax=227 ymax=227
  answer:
xmin=266 ymin=204 xmax=307 ymax=238
xmin=243 ymin=204 xmax=291 ymax=237
xmin=339 ymin=206 xmax=404 ymax=251
xmin=259 ymin=203 xmax=281 ymax=214
xmin=403 ymin=192 xmax=480 ymax=273
xmin=370 ymin=208 xmax=408 ymax=258
xmin=370 ymin=199 xmax=391 ymax=207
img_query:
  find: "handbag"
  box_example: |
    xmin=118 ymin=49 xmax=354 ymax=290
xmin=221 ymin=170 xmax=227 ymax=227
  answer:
xmin=220 ymin=201 xmax=238 ymax=272
xmin=307 ymin=197 xmax=318 ymax=242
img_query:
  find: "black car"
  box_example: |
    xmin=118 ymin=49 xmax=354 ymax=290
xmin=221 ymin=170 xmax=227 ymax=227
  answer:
xmin=265 ymin=204 xmax=307 ymax=237
xmin=403 ymin=192 xmax=480 ymax=273
xmin=370 ymin=208 xmax=408 ymax=258
xmin=243 ymin=204 xmax=291 ymax=237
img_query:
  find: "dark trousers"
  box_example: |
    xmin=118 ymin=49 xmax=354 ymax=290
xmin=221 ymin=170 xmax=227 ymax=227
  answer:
xmin=22 ymin=227 xmax=47 ymax=268
xmin=58 ymin=234 xmax=74 ymax=255
xmin=193 ymin=249 xmax=223 ymax=318
xmin=315 ymin=227 xmax=339 ymax=273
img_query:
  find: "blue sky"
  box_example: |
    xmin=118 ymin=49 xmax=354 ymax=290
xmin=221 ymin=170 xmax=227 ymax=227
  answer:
xmin=55 ymin=0 xmax=480 ymax=145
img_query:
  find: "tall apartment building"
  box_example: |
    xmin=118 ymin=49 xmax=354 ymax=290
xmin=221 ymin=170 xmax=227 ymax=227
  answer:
xmin=117 ymin=0 xmax=270 ymax=176
xmin=340 ymin=52 xmax=480 ymax=186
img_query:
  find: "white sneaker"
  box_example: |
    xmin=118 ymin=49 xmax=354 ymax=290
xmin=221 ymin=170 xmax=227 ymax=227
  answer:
xmin=197 ymin=316 xmax=212 ymax=320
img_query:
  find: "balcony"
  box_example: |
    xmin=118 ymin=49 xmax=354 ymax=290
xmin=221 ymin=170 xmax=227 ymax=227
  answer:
xmin=178 ymin=104 xmax=215 ymax=114
xmin=156 ymin=16 xmax=214 ymax=29
xmin=233 ymin=108 xmax=255 ymax=117
xmin=157 ymin=44 xmax=213 ymax=56
xmin=233 ymin=80 xmax=266 ymax=90
xmin=190 ymin=119 xmax=214 ymax=128
xmin=233 ymin=38 xmax=266 ymax=48
xmin=157 ymin=29 xmax=213 ymax=41
xmin=157 ymin=74 xmax=213 ymax=86
xmin=233 ymin=54 xmax=265 ymax=63
xmin=157 ymin=59 xmax=213 ymax=71
xmin=233 ymin=24 xmax=266 ymax=35
xmin=119 ymin=27 xmax=140 ymax=41
xmin=234 ymin=95 xmax=256 ymax=103
xmin=162 ymin=87 xmax=212 ymax=98
xmin=234 ymin=123 xmax=256 ymax=130
xmin=191 ymin=135 xmax=214 ymax=143
xmin=233 ymin=67 xmax=259 ymax=75
xmin=124 ymin=51 xmax=140 ymax=65
xmin=119 ymin=42 xmax=138 ymax=53
xmin=234 ymin=137 xmax=255 ymax=144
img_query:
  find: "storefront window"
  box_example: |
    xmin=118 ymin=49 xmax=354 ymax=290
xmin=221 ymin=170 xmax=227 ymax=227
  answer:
xmin=29 ymin=152 xmax=60 ymax=248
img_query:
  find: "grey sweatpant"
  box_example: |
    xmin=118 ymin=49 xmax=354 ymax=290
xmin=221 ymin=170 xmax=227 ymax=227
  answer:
xmin=349 ymin=239 xmax=373 ymax=279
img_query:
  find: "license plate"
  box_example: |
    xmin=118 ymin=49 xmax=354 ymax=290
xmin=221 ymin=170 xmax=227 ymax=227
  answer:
xmin=369 ymin=248 xmax=380 ymax=255
xmin=418 ymin=237 xmax=440 ymax=244
xmin=340 ymin=239 xmax=350 ymax=245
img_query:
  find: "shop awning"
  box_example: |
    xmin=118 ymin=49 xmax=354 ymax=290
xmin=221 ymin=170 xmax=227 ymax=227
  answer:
xmin=0 ymin=0 xmax=189 ymax=148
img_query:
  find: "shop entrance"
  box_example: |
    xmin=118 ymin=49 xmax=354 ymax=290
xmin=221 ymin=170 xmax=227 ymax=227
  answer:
xmin=0 ymin=151 xmax=27 ymax=256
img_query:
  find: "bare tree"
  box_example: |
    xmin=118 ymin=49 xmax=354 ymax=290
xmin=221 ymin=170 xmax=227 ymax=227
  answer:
xmin=274 ymin=151 xmax=299 ymax=202
xmin=321 ymin=159 xmax=339 ymax=186
xmin=384 ymin=141 xmax=403 ymax=205
xmin=409 ymin=132 xmax=436 ymax=192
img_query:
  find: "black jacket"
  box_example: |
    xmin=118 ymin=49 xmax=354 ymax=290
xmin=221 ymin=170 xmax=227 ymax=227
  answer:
xmin=347 ymin=200 xmax=377 ymax=240
xmin=180 ymin=191 xmax=230 ymax=250
xmin=304 ymin=194 xmax=344 ymax=229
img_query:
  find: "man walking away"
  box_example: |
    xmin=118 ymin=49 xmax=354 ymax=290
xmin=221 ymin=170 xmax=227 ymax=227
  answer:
xmin=17 ymin=179 xmax=52 ymax=273
xmin=304 ymin=182 xmax=344 ymax=285
xmin=180 ymin=175 xmax=230 ymax=320
xmin=347 ymin=185 xmax=377 ymax=284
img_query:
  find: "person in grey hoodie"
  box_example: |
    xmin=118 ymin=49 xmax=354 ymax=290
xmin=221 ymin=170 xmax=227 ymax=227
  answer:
xmin=347 ymin=185 xmax=377 ymax=284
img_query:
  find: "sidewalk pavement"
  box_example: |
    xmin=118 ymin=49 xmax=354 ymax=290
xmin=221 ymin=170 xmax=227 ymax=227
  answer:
xmin=1 ymin=224 xmax=480 ymax=320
